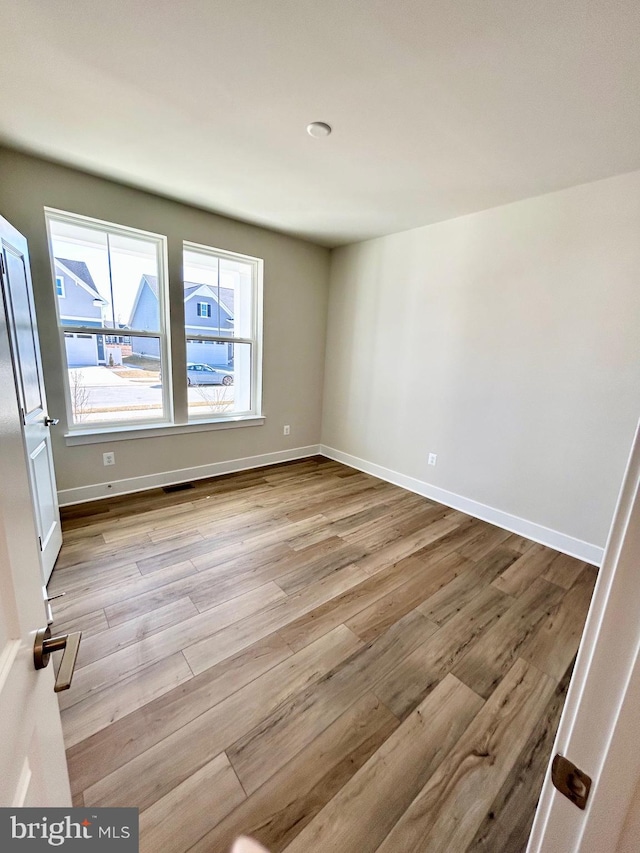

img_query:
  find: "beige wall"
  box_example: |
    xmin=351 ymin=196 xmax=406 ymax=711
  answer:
xmin=0 ymin=147 xmax=330 ymax=492
xmin=322 ymin=171 xmax=640 ymax=549
xmin=2 ymin=145 xmax=639 ymax=549
xmin=618 ymin=773 xmax=640 ymax=851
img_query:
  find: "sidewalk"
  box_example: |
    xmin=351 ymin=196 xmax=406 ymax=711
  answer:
xmin=68 ymin=366 xmax=130 ymax=386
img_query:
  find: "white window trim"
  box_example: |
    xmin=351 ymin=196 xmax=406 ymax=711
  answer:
xmin=46 ymin=207 xmax=173 ymax=432
xmin=196 ymin=301 xmax=212 ymax=318
xmin=44 ymin=211 xmax=263 ymax=438
xmin=55 ymin=275 xmax=65 ymax=298
xmin=184 ymin=240 xmax=263 ymax=424
xmin=64 ymin=414 xmax=265 ymax=445
xmin=59 ymin=315 xmax=105 ymax=323
xmin=186 ymin=324 xmax=233 ymax=333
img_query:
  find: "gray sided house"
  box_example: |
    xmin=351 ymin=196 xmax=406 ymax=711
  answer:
xmin=55 ymin=258 xmax=108 ymax=366
xmin=129 ymin=275 xmax=234 ymax=367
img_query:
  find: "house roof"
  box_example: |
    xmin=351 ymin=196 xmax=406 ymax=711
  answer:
xmin=184 ymin=283 xmax=234 ymax=314
xmin=141 ymin=274 xmax=159 ymax=298
xmin=55 ymin=258 xmax=107 ymax=303
xmin=127 ymin=274 xmax=158 ymax=327
xmin=128 ymin=276 xmax=234 ymax=327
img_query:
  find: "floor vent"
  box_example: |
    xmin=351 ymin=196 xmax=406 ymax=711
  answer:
xmin=162 ymin=482 xmax=195 ymax=493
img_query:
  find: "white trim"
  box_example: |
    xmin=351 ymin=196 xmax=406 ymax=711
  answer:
xmin=320 ymin=444 xmax=603 ymax=566
xmin=45 ymin=206 xmax=167 ymax=243
xmin=527 ymin=419 xmax=640 ymax=852
xmin=57 ymin=444 xmax=321 ymax=505
xmin=186 ymin=334 xmax=251 ymax=344
xmin=46 ymin=210 xmax=171 ymax=433
xmin=183 ymin=239 xmax=262 ymax=266
xmin=182 ymin=241 xmax=261 ymax=420
xmin=186 ymin=324 xmax=232 ymax=332
xmin=64 ymin=414 xmax=265 ymax=445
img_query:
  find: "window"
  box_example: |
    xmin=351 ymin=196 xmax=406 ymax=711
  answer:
xmin=45 ymin=210 xmax=263 ymax=436
xmin=46 ymin=209 xmax=169 ymax=428
xmin=183 ymin=242 xmax=262 ymax=421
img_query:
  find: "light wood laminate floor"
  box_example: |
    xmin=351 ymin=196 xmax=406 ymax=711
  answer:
xmin=50 ymin=457 xmax=597 ymax=853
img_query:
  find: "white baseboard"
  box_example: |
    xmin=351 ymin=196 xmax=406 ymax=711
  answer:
xmin=58 ymin=441 xmax=604 ymax=566
xmin=58 ymin=445 xmax=321 ymax=506
xmin=320 ymin=444 xmax=604 ymax=566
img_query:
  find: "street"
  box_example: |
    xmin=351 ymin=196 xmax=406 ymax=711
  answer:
xmin=68 ymin=367 xmax=234 ymax=423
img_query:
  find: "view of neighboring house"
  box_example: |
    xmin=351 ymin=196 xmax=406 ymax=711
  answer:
xmin=55 ymin=262 xmax=235 ymax=370
xmin=55 ymin=258 xmax=108 ymax=366
xmin=129 ymin=274 xmax=234 ymax=367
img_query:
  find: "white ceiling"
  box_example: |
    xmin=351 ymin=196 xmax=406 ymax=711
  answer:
xmin=1 ymin=0 xmax=639 ymax=247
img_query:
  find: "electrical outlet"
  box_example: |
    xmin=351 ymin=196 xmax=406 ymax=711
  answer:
xmin=103 ymin=452 xmax=116 ymax=466
xmin=428 ymin=452 xmax=437 ymax=466
xmin=283 ymin=425 xmax=290 ymax=436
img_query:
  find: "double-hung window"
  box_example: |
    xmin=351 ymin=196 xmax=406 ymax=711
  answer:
xmin=45 ymin=209 xmax=262 ymax=435
xmin=183 ymin=241 xmax=262 ymax=420
xmin=46 ymin=209 xmax=169 ymax=429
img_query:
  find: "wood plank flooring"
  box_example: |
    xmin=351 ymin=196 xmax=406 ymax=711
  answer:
xmin=50 ymin=456 xmax=597 ymax=852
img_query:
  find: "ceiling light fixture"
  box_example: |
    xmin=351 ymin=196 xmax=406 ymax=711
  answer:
xmin=306 ymin=121 xmax=332 ymax=138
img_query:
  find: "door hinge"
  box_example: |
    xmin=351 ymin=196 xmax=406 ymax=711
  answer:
xmin=20 ymin=407 xmax=26 ymax=425
xmin=38 ymin=536 xmax=42 ymax=551
xmin=552 ymin=754 xmax=592 ymax=810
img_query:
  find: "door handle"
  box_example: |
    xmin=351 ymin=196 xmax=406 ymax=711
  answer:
xmin=44 ymin=416 xmax=60 ymax=426
xmin=34 ymin=626 xmax=82 ymax=692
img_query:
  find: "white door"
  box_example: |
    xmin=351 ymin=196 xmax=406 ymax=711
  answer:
xmin=1 ymin=215 xmax=62 ymax=583
xmin=0 ymin=264 xmax=71 ymax=806
xmin=528 ymin=419 xmax=640 ymax=852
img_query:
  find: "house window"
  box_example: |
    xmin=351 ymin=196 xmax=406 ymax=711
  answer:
xmin=46 ymin=209 xmax=169 ymax=428
xmin=183 ymin=241 xmax=262 ymax=421
xmin=45 ymin=210 xmax=263 ymax=435
xmin=55 ymin=276 xmax=65 ymax=298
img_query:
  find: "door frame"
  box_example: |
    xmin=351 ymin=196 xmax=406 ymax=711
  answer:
xmin=528 ymin=418 xmax=640 ymax=850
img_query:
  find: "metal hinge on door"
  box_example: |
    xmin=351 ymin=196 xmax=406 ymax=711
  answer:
xmin=38 ymin=536 xmax=42 ymax=551
xmin=551 ymin=754 xmax=592 ymax=810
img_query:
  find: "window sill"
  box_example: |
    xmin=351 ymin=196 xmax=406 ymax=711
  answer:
xmin=64 ymin=415 xmax=265 ymax=446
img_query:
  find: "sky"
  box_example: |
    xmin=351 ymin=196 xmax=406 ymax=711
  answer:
xmin=49 ymin=216 xmax=251 ymax=330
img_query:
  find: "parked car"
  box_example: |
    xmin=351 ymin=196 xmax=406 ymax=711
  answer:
xmin=186 ymin=363 xmax=234 ymax=386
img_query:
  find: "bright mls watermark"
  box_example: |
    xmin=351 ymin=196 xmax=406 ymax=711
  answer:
xmin=0 ymin=808 xmax=138 ymax=850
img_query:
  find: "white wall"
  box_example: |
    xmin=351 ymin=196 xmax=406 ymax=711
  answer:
xmin=322 ymin=171 xmax=640 ymax=556
xmin=0 ymin=147 xmax=330 ymax=495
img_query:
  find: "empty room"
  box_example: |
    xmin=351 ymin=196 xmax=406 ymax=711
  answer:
xmin=1 ymin=1 xmax=639 ymax=852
